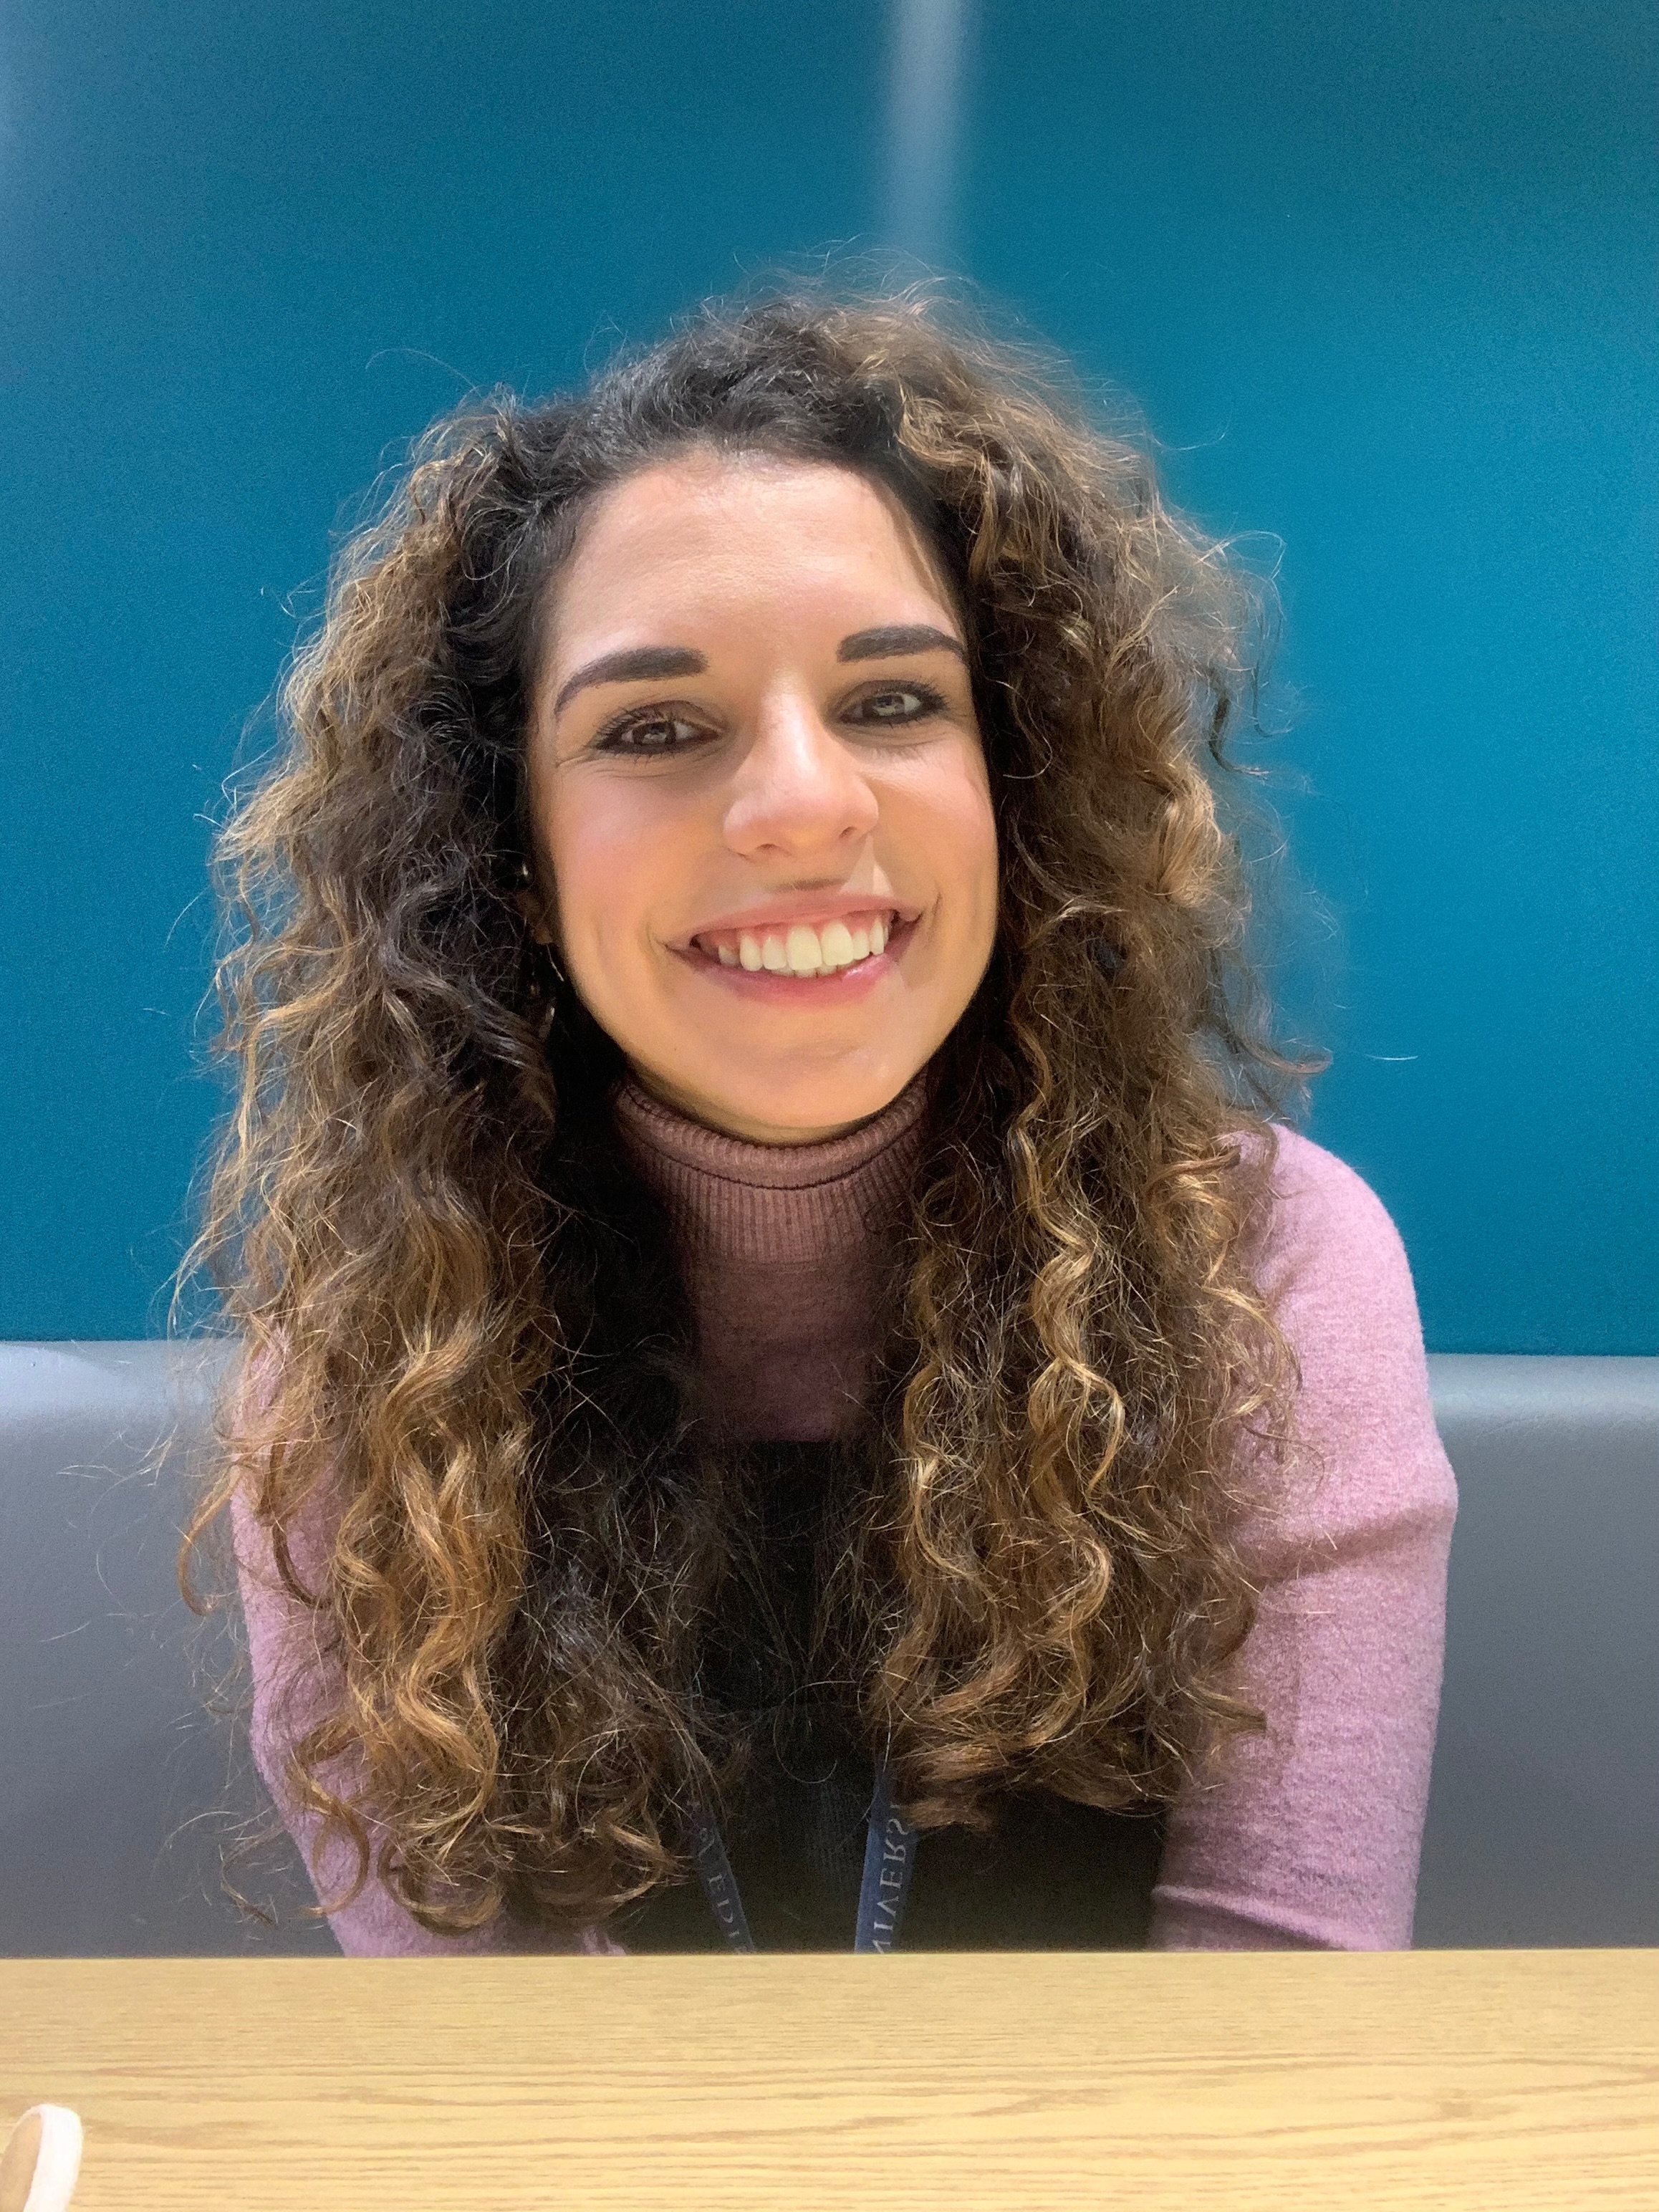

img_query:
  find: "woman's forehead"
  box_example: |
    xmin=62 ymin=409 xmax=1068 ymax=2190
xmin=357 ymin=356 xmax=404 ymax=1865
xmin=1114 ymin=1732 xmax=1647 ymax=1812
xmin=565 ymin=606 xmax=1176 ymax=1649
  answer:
xmin=544 ymin=452 xmax=961 ymax=658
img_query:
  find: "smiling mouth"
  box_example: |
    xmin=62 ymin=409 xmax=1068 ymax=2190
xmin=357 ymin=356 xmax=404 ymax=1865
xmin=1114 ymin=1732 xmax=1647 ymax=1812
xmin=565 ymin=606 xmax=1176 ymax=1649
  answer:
xmin=688 ymin=908 xmax=903 ymax=980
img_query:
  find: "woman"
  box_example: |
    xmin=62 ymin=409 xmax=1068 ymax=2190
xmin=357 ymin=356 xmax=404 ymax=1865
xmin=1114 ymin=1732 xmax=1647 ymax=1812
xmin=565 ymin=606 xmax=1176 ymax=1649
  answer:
xmin=183 ymin=291 xmax=1456 ymax=1956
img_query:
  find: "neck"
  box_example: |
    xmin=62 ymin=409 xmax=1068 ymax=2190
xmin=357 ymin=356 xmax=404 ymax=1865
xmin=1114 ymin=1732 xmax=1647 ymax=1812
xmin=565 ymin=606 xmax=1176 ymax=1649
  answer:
xmin=611 ymin=1070 xmax=929 ymax=1440
xmin=622 ymin=1065 xmax=918 ymax=1150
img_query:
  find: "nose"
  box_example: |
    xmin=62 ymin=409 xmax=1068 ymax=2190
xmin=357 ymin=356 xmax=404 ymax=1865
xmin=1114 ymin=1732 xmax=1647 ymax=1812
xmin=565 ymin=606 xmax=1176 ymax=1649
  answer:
xmin=721 ymin=686 xmax=879 ymax=860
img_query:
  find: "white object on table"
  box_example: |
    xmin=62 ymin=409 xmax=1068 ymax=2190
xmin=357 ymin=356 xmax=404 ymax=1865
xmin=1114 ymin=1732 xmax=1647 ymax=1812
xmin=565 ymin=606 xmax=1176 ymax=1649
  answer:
xmin=0 ymin=2106 xmax=82 ymax=2212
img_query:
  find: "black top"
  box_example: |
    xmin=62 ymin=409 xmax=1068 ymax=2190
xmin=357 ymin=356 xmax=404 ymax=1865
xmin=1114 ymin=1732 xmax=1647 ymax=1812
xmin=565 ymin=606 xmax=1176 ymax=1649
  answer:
xmin=616 ymin=1443 xmax=1164 ymax=1953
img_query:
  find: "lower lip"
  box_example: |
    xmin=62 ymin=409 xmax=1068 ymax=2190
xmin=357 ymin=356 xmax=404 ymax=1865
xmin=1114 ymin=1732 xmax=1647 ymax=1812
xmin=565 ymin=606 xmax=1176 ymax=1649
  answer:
xmin=675 ymin=919 xmax=915 ymax=1003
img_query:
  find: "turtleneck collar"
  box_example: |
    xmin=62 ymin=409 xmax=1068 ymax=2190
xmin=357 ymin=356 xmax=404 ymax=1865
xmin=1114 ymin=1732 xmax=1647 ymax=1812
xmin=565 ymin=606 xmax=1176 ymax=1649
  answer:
xmin=611 ymin=1072 xmax=929 ymax=1267
xmin=609 ymin=1072 xmax=929 ymax=1440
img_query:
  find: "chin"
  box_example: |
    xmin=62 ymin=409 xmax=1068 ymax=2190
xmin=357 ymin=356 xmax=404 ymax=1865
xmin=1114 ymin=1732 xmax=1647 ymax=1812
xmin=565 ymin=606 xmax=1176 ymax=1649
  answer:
xmin=698 ymin=1062 xmax=916 ymax=1143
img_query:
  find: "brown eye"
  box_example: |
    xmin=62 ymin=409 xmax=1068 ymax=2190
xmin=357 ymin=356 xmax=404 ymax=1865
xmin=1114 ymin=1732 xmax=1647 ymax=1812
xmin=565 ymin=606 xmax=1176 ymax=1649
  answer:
xmin=595 ymin=707 xmax=709 ymax=756
xmin=845 ymin=682 xmax=947 ymax=727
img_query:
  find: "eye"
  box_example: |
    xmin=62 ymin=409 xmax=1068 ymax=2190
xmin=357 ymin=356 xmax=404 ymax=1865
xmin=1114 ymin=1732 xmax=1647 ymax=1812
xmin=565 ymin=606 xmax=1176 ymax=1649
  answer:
xmin=843 ymin=681 xmax=948 ymax=728
xmin=592 ymin=704 xmax=712 ymax=756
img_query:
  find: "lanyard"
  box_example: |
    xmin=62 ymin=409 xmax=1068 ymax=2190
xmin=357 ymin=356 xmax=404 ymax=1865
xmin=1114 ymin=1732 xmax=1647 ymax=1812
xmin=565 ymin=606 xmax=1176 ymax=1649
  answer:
xmin=688 ymin=1764 xmax=920 ymax=1953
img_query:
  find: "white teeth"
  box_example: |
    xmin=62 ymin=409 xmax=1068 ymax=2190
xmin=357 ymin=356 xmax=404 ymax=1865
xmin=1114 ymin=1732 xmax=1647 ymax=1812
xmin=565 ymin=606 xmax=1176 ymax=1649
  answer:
xmin=707 ymin=911 xmax=898 ymax=976
xmin=786 ymin=923 xmax=822 ymax=976
xmin=819 ymin=920 xmax=855 ymax=968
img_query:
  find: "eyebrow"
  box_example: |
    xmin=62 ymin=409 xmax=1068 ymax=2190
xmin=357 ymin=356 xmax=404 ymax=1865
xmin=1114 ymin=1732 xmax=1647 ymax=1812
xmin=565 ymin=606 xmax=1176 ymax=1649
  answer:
xmin=553 ymin=645 xmax=708 ymax=718
xmin=552 ymin=624 xmax=966 ymax=720
xmin=837 ymin=624 xmax=966 ymax=665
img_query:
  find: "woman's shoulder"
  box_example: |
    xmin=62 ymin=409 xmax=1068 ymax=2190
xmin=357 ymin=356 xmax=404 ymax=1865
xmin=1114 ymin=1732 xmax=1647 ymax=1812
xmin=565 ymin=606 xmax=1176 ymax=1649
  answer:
xmin=1241 ymin=1120 xmax=1403 ymax=1249
xmin=1239 ymin=1123 xmax=1419 ymax=1335
xmin=1232 ymin=1123 xmax=1457 ymax=1559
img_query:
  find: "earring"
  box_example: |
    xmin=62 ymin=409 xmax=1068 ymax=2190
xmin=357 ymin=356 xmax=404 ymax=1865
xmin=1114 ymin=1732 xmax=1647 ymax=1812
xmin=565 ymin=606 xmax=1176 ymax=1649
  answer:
xmin=516 ymin=860 xmax=563 ymax=1044
xmin=523 ymin=944 xmax=559 ymax=1048
xmin=514 ymin=855 xmax=561 ymax=975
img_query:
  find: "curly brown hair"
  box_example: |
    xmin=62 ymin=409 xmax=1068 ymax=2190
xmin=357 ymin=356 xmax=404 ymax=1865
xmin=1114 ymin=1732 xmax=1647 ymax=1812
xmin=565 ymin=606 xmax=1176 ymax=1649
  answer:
xmin=178 ymin=288 xmax=1310 ymax=1938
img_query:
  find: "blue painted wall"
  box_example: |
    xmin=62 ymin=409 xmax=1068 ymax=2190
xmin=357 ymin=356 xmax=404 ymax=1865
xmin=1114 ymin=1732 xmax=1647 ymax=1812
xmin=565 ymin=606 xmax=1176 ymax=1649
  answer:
xmin=2 ymin=1 xmax=1653 ymax=1350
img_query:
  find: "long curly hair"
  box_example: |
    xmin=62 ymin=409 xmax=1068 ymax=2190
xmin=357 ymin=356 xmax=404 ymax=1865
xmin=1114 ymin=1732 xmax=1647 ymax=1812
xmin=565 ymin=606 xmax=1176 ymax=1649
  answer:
xmin=178 ymin=289 xmax=1311 ymax=1938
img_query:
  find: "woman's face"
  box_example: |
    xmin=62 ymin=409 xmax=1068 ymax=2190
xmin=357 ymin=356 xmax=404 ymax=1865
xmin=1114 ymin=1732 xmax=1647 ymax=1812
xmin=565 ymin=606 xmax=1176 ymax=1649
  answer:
xmin=522 ymin=451 xmax=999 ymax=1143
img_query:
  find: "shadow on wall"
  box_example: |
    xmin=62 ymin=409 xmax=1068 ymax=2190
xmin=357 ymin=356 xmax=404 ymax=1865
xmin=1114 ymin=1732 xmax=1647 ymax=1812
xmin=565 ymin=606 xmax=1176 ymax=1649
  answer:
xmin=0 ymin=1341 xmax=1654 ymax=1956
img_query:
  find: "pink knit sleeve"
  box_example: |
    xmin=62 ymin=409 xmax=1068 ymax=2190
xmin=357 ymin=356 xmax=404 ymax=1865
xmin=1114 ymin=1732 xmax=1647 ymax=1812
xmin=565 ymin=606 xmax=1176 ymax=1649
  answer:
xmin=229 ymin=1415 xmax=615 ymax=1957
xmin=1148 ymin=1128 xmax=1458 ymax=1951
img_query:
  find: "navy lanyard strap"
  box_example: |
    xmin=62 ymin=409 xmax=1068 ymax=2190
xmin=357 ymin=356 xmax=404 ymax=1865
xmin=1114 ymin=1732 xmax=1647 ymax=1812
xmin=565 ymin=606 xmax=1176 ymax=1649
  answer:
xmin=855 ymin=1764 xmax=920 ymax=1952
xmin=686 ymin=1804 xmax=756 ymax=1953
xmin=688 ymin=1762 xmax=920 ymax=1955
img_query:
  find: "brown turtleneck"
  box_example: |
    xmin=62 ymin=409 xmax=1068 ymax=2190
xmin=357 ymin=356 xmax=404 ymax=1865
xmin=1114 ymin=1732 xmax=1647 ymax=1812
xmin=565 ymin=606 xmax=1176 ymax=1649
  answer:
xmin=610 ymin=1072 xmax=927 ymax=1441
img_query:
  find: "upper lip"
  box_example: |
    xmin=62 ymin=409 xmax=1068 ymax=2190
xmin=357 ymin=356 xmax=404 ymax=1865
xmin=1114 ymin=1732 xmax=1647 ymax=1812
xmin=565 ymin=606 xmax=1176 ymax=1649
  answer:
xmin=674 ymin=893 xmax=921 ymax=950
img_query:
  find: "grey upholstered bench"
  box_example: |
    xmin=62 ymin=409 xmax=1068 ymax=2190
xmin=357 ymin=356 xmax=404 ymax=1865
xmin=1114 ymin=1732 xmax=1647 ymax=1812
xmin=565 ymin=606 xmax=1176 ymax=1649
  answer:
xmin=1 ymin=1341 xmax=1653 ymax=1955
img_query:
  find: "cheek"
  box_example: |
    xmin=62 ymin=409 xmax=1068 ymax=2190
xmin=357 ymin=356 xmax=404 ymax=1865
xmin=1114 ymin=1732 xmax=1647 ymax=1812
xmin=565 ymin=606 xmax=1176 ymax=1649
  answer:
xmin=542 ymin=784 xmax=672 ymax=966
xmin=923 ymin=751 xmax=1000 ymax=945
xmin=967 ymin=783 xmax=1001 ymax=915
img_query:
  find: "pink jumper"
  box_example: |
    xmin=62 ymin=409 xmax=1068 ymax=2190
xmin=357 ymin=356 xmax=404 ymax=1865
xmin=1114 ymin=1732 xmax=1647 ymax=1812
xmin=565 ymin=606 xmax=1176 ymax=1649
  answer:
xmin=231 ymin=1079 xmax=1456 ymax=1953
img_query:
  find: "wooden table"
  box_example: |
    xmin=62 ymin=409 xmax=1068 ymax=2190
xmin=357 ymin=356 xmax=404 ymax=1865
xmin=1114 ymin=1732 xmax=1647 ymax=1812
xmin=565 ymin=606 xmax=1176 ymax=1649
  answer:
xmin=4 ymin=1951 xmax=1655 ymax=2209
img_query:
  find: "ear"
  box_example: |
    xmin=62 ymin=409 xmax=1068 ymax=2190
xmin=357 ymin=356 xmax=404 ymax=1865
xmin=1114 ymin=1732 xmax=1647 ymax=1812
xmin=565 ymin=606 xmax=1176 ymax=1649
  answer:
xmin=512 ymin=845 xmax=557 ymax=946
xmin=514 ymin=886 xmax=557 ymax=948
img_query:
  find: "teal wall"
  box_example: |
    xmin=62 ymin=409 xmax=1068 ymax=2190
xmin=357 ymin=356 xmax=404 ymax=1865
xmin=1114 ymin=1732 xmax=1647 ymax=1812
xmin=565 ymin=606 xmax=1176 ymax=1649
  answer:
xmin=1 ymin=1 xmax=1653 ymax=1351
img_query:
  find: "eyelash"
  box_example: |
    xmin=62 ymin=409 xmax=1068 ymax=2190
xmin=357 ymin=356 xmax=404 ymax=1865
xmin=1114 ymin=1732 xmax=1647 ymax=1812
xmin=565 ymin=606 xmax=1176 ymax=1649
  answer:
xmin=590 ymin=681 xmax=952 ymax=757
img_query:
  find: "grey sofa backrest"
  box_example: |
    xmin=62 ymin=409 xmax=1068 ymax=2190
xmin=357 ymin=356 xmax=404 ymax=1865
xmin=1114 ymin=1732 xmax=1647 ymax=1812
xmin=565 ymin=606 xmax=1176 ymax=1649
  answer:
xmin=0 ymin=1342 xmax=332 ymax=1956
xmin=1 ymin=1341 xmax=1655 ymax=1955
xmin=1415 ymin=1355 xmax=1657 ymax=1946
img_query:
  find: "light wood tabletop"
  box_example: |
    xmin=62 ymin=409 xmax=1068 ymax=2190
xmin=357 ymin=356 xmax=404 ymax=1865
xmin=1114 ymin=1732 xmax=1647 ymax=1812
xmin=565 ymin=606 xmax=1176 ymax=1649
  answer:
xmin=2 ymin=1950 xmax=1655 ymax=2210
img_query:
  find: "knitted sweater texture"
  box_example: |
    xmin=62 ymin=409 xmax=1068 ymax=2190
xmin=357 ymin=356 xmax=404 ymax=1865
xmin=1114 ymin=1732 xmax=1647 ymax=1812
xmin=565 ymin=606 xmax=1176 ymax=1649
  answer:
xmin=232 ymin=1079 xmax=1456 ymax=1953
